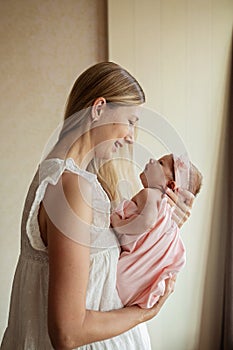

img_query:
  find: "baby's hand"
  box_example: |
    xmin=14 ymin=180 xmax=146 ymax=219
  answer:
xmin=110 ymin=211 xmax=122 ymax=227
xmin=165 ymin=187 xmax=195 ymax=228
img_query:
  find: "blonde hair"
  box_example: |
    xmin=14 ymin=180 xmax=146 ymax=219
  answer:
xmin=63 ymin=62 xmax=145 ymax=203
xmin=64 ymin=62 xmax=145 ymax=118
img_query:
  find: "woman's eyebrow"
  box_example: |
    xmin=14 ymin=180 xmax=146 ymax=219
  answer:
xmin=131 ymin=115 xmax=139 ymax=121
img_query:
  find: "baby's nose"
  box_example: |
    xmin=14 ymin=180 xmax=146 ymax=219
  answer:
xmin=149 ymin=158 xmax=155 ymax=164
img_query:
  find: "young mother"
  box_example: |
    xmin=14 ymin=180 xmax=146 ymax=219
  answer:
xmin=1 ymin=62 xmax=190 ymax=349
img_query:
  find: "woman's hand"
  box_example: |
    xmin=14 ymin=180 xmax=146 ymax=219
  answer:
xmin=165 ymin=187 xmax=195 ymax=228
xmin=139 ymin=275 xmax=177 ymax=323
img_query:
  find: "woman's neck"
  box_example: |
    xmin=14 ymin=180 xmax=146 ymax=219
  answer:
xmin=66 ymin=136 xmax=94 ymax=170
xmin=46 ymin=132 xmax=95 ymax=170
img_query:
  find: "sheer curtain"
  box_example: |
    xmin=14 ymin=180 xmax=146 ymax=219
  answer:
xmin=198 ymin=35 xmax=233 ymax=350
xmin=222 ymin=36 xmax=233 ymax=350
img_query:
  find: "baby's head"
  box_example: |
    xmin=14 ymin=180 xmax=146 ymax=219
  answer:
xmin=140 ymin=154 xmax=202 ymax=196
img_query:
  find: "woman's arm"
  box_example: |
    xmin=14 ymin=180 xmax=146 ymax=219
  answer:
xmin=44 ymin=173 xmax=174 ymax=350
xmin=111 ymin=188 xmax=161 ymax=235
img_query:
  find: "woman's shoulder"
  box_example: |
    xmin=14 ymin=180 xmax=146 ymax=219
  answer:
xmin=38 ymin=158 xmax=94 ymax=224
xmin=39 ymin=157 xmax=97 ymax=184
xmin=44 ymin=169 xmax=93 ymax=217
xmin=40 ymin=168 xmax=93 ymax=247
xmin=60 ymin=170 xmax=92 ymax=204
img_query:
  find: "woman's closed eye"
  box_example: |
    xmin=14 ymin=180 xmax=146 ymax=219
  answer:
xmin=129 ymin=120 xmax=135 ymax=126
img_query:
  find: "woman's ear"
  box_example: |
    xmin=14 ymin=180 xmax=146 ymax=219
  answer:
xmin=91 ymin=97 xmax=106 ymax=122
xmin=167 ymin=180 xmax=176 ymax=191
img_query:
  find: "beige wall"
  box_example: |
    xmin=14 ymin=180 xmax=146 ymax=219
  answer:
xmin=0 ymin=0 xmax=107 ymax=339
xmin=108 ymin=0 xmax=232 ymax=349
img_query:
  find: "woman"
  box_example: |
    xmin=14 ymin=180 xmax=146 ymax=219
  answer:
xmin=1 ymin=62 xmax=190 ymax=349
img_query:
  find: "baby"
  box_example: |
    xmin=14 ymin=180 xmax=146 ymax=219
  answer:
xmin=110 ymin=154 xmax=202 ymax=308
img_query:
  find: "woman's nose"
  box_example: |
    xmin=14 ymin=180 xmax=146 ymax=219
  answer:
xmin=124 ymin=127 xmax=134 ymax=144
xmin=124 ymin=134 xmax=134 ymax=144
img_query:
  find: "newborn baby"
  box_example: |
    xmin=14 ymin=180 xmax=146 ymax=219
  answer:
xmin=110 ymin=154 xmax=202 ymax=308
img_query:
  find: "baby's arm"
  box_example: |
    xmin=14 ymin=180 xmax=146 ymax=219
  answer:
xmin=111 ymin=188 xmax=162 ymax=235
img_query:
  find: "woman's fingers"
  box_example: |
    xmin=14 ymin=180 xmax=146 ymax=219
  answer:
xmin=141 ymin=275 xmax=177 ymax=322
xmin=166 ymin=195 xmax=191 ymax=227
xmin=166 ymin=187 xmax=194 ymax=209
xmin=176 ymin=188 xmax=195 ymax=208
xmin=172 ymin=211 xmax=189 ymax=228
xmin=165 ymin=187 xmax=194 ymax=228
xmin=162 ymin=275 xmax=176 ymax=298
xmin=166 ymin=196 xmax=191 ymax=217
xmin=154 ymin=275 xmax=177 ymax=309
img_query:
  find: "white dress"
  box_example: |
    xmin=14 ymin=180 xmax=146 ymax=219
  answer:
xmin=1 ymin=158 xmax=151 ymax=350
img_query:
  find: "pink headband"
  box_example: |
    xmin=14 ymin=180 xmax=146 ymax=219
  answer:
xmin=173 ymin=153 xmax=190 ymax=190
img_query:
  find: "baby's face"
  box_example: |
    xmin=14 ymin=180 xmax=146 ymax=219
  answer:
xmin=140 ymin=154 xmax=174 ymax=189
xmin=158 ymin=154 xmax=174 ymax=181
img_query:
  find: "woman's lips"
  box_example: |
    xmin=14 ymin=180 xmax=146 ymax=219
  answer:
xmin=115 ymin=140 xmax=123 ymax=148
xmin=112 ymin=140 xmax=123 ymax=152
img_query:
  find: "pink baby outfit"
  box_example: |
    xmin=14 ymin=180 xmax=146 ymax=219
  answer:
xmin=113 ymin=197 xmax=186 ymax=308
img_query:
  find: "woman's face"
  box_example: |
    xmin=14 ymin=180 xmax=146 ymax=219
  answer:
xmin=92 ymin=104 xmax=141 ymax=159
